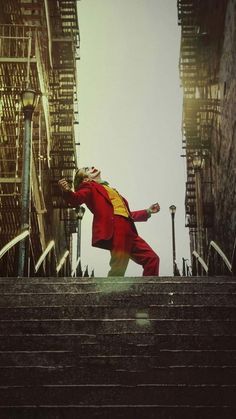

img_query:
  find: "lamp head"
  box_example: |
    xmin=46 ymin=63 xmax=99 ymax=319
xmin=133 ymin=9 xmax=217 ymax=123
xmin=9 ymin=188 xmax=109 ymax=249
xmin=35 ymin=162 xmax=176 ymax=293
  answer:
xmin=169 ymin=205 xmax=176 ymax=215
xmin=21 ymin=88 xmax=38 ymax=120
xmin=21 ymin=88 xmax=38 ymax=110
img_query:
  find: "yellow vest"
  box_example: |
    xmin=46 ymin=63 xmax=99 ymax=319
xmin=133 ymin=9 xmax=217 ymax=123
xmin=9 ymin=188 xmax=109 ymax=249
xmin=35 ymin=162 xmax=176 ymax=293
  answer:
xmin=103 ymin=185 xmax=130 ymax=218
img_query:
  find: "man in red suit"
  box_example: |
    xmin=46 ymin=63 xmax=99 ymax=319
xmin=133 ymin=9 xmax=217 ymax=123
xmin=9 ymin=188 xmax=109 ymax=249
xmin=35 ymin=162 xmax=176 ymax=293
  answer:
xmin=59 ymin=167 xmax=160 ymax=277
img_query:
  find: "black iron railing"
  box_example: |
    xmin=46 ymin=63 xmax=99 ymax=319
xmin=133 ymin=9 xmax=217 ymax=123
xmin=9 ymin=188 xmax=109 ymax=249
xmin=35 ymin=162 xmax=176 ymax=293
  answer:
xmin=192 ymin=240 xmax=235 ymax=276
xmin=0 ymin=231 xmax=69 ymax=277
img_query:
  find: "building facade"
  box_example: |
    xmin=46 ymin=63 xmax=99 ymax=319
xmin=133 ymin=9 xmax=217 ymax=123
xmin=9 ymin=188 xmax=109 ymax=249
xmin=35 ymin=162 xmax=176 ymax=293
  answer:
xmin=178 ymin=0 xmax=236 ymax=273
xmin=0 ymin=0 xmax=80 ymax=276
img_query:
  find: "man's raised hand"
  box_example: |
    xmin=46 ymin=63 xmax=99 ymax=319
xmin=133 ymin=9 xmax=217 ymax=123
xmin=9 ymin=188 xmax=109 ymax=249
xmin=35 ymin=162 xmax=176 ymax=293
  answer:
xmin=58 ymin=178 xmax=71 ymax=192
xmin=149 ymin=203 xmax=160 ymax=214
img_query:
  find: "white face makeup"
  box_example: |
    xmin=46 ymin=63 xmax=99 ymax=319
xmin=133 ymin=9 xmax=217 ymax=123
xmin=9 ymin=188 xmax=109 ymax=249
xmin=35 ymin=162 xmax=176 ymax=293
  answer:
xmin=84 ymin=167 xmax=101 ymax=181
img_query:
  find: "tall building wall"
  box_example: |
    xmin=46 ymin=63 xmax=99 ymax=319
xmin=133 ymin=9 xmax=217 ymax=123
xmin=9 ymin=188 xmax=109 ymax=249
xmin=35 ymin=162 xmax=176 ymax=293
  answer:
xmin=212 ymin=0 xmax=236 ymax=259
xmin=178 ymin=0 xmax=235 ymax=268
xmin=0 ymin=0 xmax=80 ymax=276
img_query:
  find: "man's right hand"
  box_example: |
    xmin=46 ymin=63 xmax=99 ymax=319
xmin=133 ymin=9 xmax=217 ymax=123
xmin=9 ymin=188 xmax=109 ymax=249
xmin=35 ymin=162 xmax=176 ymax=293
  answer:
xmin=58 ymin=178 xmax=71 ymax=192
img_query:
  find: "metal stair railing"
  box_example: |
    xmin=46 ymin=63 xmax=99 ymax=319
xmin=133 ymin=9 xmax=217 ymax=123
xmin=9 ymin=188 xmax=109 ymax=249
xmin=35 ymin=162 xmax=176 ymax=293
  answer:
xmin=71 ymin=256 xmax=81 ymax=277
xmin=0 ymin=232 xmax=70 ymax=277
xmin=0 ymin=230 xmax=30 ymax=277
xmin=56 ymin=250 xmax=70 ymax=276
xmin=192 ymin=250 xmax=208 ymax=275
xmin=34 ymin=240 xmax=56 ymax=276
xmin=207 ymin=240 xmax=233 ymax=276
xmin=192 ymin=240 xmax=234 ymax=276
xmin=231 ymin=238 xmax=236 ymax=275
xmin=0 ymin=230 xmax=29 ymax=261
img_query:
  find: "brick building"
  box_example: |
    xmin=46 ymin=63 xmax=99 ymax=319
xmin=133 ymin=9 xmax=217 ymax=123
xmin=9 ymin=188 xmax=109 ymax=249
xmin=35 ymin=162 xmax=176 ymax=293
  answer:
xmin=0 ymin=0 xmax=80 ymax=276
xmin=178 ymin=0 xmax=236 ymax=272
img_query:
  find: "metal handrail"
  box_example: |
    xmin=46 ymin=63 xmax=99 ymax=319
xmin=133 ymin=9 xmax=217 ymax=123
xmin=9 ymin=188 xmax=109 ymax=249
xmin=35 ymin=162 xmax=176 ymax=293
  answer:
xmin=192 ymin=250 xmax=208 ymax=273
xmin=56 ymin=250 xmax=69 ymax=274
xmin=208 ymin=240 xmax=232 ymax=274
xmin=231 ymin=238 xmax=236 ymax=275
xmin=35 ymin=240 xmax=55 ymax=273
xmin=0 ymin=230 xmax=29 ymax=261
xmin=71 ymin=256 xmax=81 ymax=277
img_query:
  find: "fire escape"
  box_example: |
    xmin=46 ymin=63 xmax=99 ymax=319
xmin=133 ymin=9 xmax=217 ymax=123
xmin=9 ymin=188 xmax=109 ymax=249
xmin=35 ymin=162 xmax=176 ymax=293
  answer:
xmin=0 ymin=0 xmax=80 ymax=276
xmin=48 ymin=0 xmax=80 ymax=261
xmin=177 ymin=0 xmax=228 ymax=261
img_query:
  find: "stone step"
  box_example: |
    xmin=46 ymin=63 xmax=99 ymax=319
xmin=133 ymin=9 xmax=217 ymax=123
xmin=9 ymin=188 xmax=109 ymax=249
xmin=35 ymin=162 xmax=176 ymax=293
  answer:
xmin=0 ymin=276 xmax=234 ymax=283
xmin=1 ymin=292 xmax=236 ymax=306
xmin=0 ymin=406 xmax=235 ymax=419
xmin=1 ymin=304 xmax=236 ymax=319
xmin=1 ymin=365 xmax=236 ymax=386
xmin=0 ymin=349 xmax=235 ymax=367
xmin=0 ymin=281 xmax=236 ymax=293
xmin=0 ymin=346 xmax=236 ymax=368
xmin=0 ymin=318 xmax=236 ymax=335
xmin=0 ymin=384 xmax=235 ymax=406
xmin=2 ymin=333 xmax=236 ymax=351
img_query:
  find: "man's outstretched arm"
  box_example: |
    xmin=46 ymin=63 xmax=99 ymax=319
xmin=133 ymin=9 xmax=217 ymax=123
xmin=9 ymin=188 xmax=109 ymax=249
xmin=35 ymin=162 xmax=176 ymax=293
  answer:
xmin=147 ymin=203 xmax=161 ymax=216
xmin=58 ymin=178 xmax=91 ymax=207
xmin=131 ymin=202 xmax=160 ymax=222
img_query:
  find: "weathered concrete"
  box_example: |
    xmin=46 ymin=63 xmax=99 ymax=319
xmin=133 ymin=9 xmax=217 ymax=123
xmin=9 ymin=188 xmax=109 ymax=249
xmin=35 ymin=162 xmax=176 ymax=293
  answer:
xmin=0 ymin=276 xmax=235 ymax=418
xmin=211 ymin=0 xmax=236 ymax=259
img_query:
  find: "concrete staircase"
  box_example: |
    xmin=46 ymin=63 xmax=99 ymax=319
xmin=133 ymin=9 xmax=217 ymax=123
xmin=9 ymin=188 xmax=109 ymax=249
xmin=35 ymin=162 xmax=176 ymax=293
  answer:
xmin=0 ymin=276 xmax=236 ymax=418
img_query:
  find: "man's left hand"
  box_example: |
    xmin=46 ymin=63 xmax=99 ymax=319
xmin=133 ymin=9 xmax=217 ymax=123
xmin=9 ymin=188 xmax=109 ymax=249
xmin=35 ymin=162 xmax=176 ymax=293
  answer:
xmin=148 ymin=203 xmax=160 ymax=214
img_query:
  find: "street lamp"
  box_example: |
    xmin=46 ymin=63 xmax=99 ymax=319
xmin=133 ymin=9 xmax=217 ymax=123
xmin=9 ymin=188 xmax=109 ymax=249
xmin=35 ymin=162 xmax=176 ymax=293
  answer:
xmin=18 ymin=88 xmax=38 ymax=277
xmin=169 ymin=205 xmax=178 ymax=276
xmin=75 ymin=206 xmax=85 ymax=277
xmin=21 ymin=89 xmax=38 ymax=117
xmin=192 ymin=152 xmax=204 ymax=271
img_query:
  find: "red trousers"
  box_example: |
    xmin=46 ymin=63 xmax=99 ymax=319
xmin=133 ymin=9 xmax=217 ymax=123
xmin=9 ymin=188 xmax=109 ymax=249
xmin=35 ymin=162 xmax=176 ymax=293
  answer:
xmin=108 ymin=215 xmax=160 ymax=277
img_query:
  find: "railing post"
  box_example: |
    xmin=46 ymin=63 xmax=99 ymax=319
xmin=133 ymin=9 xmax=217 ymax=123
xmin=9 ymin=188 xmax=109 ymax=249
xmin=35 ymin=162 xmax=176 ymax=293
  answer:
xmin=231 ymin=239 xmax=236 ymax=276
xmin=182 ymin=258 xmax=187 ymax=276
xmin=169 ymin=205 xmax=178 ymax=276
xmin=192 ymin=256 xmax=197 ymax=276
xmin=207 ymin=241 xmax=232 ymax=276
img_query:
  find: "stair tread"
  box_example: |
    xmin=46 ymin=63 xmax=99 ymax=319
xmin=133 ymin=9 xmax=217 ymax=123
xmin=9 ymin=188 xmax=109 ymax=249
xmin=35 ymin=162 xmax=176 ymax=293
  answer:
xmin=1 ymin=276 xmax=235 ymax=283
xmin=0 ymin=383 xmax=235 ymax=405
xmin=0 ymin=406 xmax=235 ymax=419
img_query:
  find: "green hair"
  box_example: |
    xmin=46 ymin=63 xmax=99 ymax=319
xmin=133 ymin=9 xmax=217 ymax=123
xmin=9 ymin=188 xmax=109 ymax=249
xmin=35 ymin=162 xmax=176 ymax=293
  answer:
xmin=74 ymin=168 xmax=88 ymax=190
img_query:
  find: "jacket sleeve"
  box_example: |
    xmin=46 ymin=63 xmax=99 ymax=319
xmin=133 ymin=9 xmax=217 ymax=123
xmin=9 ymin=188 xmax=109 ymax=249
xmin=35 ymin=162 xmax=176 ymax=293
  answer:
xmin=131 ymin=209 xmax=150 ymax=222
xmin=62 ymin=182 xmax=92 ymax=207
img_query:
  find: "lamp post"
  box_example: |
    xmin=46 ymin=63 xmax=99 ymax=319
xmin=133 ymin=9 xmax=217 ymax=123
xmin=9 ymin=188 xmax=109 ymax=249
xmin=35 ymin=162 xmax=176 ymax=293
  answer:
xmin=75 ymin=206 xmax=85 ymax=277
xmin=18 ymin=88 xmax=38 ymax=277
xmin=169 ymin=205 xmax=178 ymax=276
xmin=192 ymin=152 xmax=204 ymax=272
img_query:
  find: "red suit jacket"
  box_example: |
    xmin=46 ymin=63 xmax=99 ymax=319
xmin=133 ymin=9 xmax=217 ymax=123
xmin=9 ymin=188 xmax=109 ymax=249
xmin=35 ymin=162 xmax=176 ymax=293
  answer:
xmin=64 ymin=181 xmax=149 ymax=250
